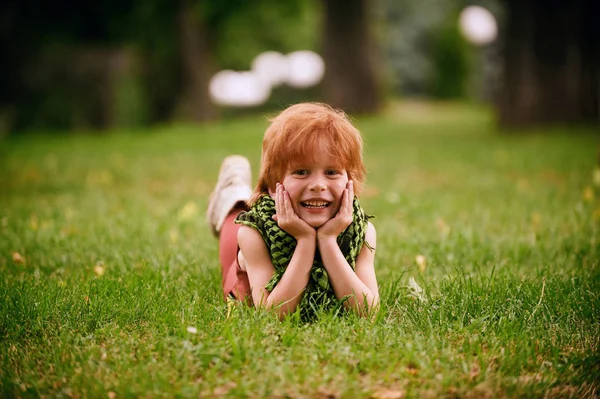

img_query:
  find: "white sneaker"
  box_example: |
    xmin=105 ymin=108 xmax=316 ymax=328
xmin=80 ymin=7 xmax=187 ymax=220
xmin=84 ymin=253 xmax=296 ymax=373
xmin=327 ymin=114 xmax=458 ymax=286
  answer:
xmin=206 ymin=155 xmax=252 ymax=236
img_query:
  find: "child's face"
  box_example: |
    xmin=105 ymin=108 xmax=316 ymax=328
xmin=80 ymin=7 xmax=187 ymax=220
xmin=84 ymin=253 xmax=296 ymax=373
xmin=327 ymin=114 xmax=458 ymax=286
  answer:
xmin=278 ymin=152 xmax=349 ymax=228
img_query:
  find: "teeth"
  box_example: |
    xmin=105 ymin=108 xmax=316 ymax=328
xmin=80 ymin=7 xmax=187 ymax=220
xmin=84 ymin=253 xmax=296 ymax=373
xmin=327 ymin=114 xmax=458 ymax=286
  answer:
xmin=302 ymin=201 xmax=329 ymax=208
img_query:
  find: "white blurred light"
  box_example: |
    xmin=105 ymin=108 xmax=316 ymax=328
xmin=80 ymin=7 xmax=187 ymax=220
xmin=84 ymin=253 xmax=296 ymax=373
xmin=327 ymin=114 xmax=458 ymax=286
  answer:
xmin=209 ymin=70 xmax=271 ymax=107
xmin=459 ymin=6 xmax=498 ymax=46
xmin=209 ymin=50 xmax=326 ymax=107
xmin=285 ymin=50 xmax=325 ymax=88
xmin=252 ymin=51 xmax=289 ymax=87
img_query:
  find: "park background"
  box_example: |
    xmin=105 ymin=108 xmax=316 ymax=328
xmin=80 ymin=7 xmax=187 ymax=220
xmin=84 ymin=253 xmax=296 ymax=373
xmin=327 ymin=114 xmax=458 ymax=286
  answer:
xmin=1 ymin=0 xmax=599 ymax=397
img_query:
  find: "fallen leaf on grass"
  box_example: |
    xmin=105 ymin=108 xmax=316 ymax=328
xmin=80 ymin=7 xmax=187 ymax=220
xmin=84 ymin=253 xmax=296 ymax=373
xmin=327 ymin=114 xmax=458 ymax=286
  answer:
xmin=316 ymin=387 xmax=340 ymax=399
xmin=12 ymin=252 xmax=25 ymax=264
xmin=435 ymin=218 xmax=451 ymax=237
xmin=407 ymin=277 xmax=427 ymax=302
xmin=415 ymin=255 xmax=427 ymax=273
xmin=370 ymin=388 xmax=405 ymax=399
xmin=213 ymin=381 xmax=237 ymax=396
xmin=186 ymin=326 xmax=198 ymax=334
xmin=517 ymin=373 xmax=542 ymax=385
xmin=466 ymin=382 xmax=493 ymax=399
xmin=583 ymin=187 xmax=594 ymax=202
xmin=178 ymin=201 xmax=198 ymax=221
xmin=169 ymin=228 xmax=179 ymax=243
xmin=406 ymin=362 xmax=419 ymax=375
xmin=469 ymin=364 xmax=480 ymax=380
xmin=94 ymin=264 xmax=105 ymax=277
xmin=549 ymin=384 xmax=581 ymax=397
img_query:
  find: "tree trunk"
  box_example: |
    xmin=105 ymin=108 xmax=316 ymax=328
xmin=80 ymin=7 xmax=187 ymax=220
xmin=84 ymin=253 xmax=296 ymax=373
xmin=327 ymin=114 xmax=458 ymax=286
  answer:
xmin=498 ymin=0 xmax=600 ymax=127
xmin=177 ymin=0 xmax=216 ymax=122
xmin=322 ymin=0 xmax=382 ymax=114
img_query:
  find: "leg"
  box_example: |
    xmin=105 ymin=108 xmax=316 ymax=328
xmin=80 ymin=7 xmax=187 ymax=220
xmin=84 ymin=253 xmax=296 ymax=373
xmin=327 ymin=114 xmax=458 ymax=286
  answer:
xmin=206 ymin=155 xmax=253 ymax=302
xmin=219 ymin=208 xmax=252 ymax=303
xmin=219 ymin=210 xmax=242 ymax=288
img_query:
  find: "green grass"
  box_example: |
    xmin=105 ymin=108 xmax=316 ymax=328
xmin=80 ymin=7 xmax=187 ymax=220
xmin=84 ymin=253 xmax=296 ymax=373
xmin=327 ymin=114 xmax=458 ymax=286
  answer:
xmin=1 ymin=101 xmax=599 ymax=398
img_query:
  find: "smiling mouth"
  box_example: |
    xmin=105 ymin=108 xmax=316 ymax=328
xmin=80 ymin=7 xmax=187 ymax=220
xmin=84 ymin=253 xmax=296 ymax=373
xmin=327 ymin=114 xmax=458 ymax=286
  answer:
xmin=301 ymin=201 xmax=330 ymax=209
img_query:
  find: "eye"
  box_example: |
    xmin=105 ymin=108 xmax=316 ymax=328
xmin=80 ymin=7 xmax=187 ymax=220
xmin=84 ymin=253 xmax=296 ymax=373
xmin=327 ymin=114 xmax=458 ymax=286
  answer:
xmin=292 ymin=169 xmax=309 ymax=176
xmin=325 ymin=169 xmax=341 ymax=176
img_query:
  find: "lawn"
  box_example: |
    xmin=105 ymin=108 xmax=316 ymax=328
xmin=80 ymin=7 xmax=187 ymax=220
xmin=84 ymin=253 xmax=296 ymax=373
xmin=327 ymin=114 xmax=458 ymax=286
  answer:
xmin=1 ymin=102 xmax=598 ymax=398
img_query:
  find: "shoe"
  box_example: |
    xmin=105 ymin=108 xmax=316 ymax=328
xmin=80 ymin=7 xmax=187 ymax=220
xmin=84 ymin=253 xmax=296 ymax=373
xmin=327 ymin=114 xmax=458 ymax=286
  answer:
xmin=206 ymin=155 xmax=252 ymax=236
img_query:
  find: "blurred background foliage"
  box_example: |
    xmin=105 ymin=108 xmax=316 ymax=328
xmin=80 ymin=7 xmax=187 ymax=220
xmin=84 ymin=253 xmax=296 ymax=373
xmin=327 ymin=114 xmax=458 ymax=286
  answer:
xmin=1 ymin=0 xmax=325 ymax=132
xmin=379 ymin=0 xmax=501 ymax=101
xmin=0 ymin=0 xmax=597 ymax=134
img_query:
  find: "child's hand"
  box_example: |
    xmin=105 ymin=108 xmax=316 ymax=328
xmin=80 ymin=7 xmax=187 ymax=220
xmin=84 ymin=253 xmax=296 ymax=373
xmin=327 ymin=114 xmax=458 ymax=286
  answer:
xmin=272 ymin=183 xmax=316 ymax=240
xmin=317 ymin=180 xmax=354 ymax=240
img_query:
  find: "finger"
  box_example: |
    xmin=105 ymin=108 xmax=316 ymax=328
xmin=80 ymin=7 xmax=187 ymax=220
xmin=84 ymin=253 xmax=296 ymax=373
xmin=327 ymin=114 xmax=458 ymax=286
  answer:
xmin=278 ymin=183 xmax=284 ymax=214
xmin=343 ymin=188 xmax=351 ymax=215
xmin=283 ymin=190 xmax=292 ymax=218
xmin=282 ymin=184 xmax=293 ymax=216
xmin=274 ymin=183 xmax=280 ymax=215
xmin=346 ymin=180 xmax=354 ymax=205
xmin=342 ymin=187 xmax=352 ymax=217
xmin=334 ymin=189 xmax=348 ymax=219
xmin=279 ymin=187 xmax=285 ymax=219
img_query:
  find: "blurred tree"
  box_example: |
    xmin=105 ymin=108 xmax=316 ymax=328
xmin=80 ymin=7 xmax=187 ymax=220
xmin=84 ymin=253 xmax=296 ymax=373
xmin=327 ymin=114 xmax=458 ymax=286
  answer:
xmin=378 ymin=0 xmax=455 ymax=97
xmin=322 ymin=0 xmax=382 ymax=113
xmin=0 ymin=0 xmax=150 ymax=131
xmin=429 ymin=13 xmax=470 ymax=99
xmin=176 ymin=0 xmax=216 ymax=121
xmin=498 ymin=0 xmax=599 ymax=127
xmin=0 ymin=0 xmax=319 ymax=132
xmin=376 ymin=0 xmax=502 ymax=101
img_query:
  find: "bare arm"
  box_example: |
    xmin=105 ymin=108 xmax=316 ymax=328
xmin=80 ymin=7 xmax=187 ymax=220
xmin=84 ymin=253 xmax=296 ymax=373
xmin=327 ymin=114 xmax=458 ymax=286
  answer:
xmin=318 ymin=222 xmax=379 ymax=315
xmin=238 ymin=226 xmax=315 ymax=319
xmin=238 ymin=183 xmax=317 ymax=319
xmin=316 ymin=180 xmax=379 ymax=316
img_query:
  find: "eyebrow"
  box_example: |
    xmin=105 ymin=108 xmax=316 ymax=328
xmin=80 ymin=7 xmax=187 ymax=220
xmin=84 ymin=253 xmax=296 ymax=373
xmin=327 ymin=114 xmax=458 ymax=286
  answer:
xmin=288 ymin=164 xmax=345 ymax=170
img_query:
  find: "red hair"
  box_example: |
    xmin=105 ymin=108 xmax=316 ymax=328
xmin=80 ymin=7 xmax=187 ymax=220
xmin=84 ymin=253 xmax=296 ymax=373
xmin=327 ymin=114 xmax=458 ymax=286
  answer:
xmin=250 ymin=103 xmax=366 ymax=205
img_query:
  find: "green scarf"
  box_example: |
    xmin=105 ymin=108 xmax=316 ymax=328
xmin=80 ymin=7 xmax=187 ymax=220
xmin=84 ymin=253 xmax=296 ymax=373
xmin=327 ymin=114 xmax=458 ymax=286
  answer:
xmin=235 ymin=194 xmax=372 ymax=320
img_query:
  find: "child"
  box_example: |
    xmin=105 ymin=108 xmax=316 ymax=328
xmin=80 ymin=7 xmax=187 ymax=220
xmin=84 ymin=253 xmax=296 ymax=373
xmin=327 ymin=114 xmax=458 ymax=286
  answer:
xmin=207 ymin=103 xmax=378 ymax=320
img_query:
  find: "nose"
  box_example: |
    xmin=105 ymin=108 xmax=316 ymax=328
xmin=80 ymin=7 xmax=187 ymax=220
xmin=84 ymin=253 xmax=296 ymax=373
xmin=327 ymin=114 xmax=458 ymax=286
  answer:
xmin=308 ymin=175 xmax=327 ymax=192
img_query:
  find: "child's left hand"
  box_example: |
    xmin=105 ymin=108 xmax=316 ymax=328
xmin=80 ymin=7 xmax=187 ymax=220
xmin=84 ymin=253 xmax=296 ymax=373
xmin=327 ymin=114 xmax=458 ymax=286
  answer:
xmin=317 ymin=180 xmax=354 ymax=240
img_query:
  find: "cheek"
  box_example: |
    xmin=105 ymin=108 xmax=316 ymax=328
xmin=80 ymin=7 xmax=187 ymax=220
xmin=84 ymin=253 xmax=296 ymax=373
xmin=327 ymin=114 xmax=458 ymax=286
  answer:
xmin=333 ymin=179 xmax=349 ymax=200
xmin=281 ymin=178 xmax=301 ymax=201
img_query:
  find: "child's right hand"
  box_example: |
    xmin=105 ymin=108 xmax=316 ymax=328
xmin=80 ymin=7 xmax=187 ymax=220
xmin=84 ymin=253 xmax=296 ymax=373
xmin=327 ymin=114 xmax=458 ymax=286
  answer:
xmin=272 ymin=183 xmax=316 ymax=240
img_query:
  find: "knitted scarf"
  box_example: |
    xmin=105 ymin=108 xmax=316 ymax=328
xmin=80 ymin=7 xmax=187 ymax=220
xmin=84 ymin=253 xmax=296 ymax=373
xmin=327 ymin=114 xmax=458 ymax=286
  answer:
xmin=235 ymin=194 xmax=372 ymax=320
